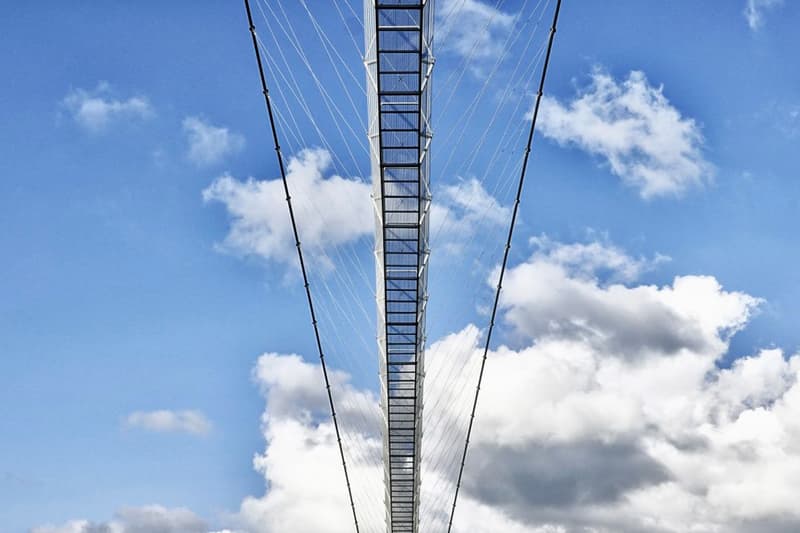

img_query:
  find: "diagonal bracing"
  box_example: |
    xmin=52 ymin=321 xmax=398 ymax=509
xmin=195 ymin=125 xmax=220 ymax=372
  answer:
xmin=364 ymin=1 xmax=435 ymax=531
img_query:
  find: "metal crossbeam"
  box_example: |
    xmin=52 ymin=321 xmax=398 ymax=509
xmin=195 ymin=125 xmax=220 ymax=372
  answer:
xmin=365 ymin=1 xmax=434 ymax=531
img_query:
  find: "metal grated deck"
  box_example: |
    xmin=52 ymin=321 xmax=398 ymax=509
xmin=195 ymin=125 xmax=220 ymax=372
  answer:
xmin=365 ymin=1 xmax=434 ymax=531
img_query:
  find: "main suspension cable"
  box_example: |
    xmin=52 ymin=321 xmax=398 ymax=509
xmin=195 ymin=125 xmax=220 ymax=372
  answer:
xmin=242 ymin=1 xmax=361 ymax=532
xmin=445 ymin=1 xmax=563 ymax=531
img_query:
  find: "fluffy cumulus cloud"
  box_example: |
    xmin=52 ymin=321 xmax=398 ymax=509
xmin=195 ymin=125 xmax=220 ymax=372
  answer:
xmin=437 ymin=0 xmax=515 ymax=64
xmin=202 ymin=148 xmax=373 ymax=270
xmin=62 ymin=82 xmax=153 ymax=132
xmin=497 ymin=242 xmax=754 ymax=359
xmin=744 ymin=0 xmax=784 ymax=30
xmin=31 ymin=505 xmax=207 ymax=533
xmin=235 ymin=353 xmax=384 ymax=533
xmin=204 ymin=148 xmax=509 ymax=270
xmin=538 ymin=69 xmax=713 ymax=199
xmin=34 ymin=239 xmax=800 ymax=532
xmin=124 ymin=409 xmax=212 ymax=436
xmin=183 ymin=117 xmax=245 ymax=166
xmin=229 ymin=238 xmax=800 ymax=533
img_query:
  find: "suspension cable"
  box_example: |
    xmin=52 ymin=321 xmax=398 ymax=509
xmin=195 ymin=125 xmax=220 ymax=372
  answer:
xmin=242 ymin=1 xmax=360 ymax=532
xmin=445 ymin=1 xmax=563 ymax=531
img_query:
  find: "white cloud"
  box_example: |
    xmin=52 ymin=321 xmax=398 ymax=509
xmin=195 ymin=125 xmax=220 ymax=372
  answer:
xmin=203 ymin=147 xmax=512 ymax=270
xmin=231 ymin=238 xmax=800 ymax=533
xmin=236 ymin=353 xmax=383 ymax=533
xmin=31 ymin=521 xmax=91 ymax=533
xmin=438 ymin=178 xmax=511 ymax=227
xmin=202 ymin=148 xmax=372 ymax=270
xmin=497 ymin=240 xmax=757 ymax=358
xmin=431 ymin=178 xmax=511 ymax=253
xmin=125 ymin=410 xmax=212 ymax=436
xmin=36 ymin=236 xmax=799 ymax=532
xmin=744 ymin=0 xmax=784 ymax=30
xmin=528 ymin=235 xmax=668 ymax=282
xmin=31 ymin=506 xmax=207 ymax=533
xmin=434 ymin=242 xmax=800 ymax=532
xmin=437 ymin=0 xmax=515 ymax=64
xmin=538 ymin=69 xmax=714 ymax=199
xmin=183 ymin=117 xmax=245 ymax=166
xmin=62 ymin=82 xmax=153 ymax=132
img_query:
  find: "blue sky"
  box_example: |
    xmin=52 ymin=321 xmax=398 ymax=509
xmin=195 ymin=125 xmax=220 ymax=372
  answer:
xmin=2 ymin=1 xmax=799 ymax=532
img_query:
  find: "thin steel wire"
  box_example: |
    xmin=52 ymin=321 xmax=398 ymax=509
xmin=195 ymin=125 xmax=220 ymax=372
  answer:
xmin=243 ymin=1 xmax=361 ymax=531
xmin=445 ymin=1 xmax=563 ymax=531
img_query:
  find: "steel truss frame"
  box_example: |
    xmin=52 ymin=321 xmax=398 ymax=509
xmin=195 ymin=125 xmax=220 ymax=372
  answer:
xmin=365 ymin=1 xmax=434 ymax=531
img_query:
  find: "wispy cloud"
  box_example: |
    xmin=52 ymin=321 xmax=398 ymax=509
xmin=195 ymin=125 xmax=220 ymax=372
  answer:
xmin=538 ymin=68 xmax=714 ymax=199
xmin=757 ymin=100 xmax=800 ymax=139
xmin=744 ymin=0 xmax=784 ymax=30
xmin=431 ymin=178 xmax=510 ymax=253
xmin=528 ymin=234 xmax=669 ymax=283
xmin=125 ymin=409 xmax=212 ymax=436
xmin=31 ymin=505 xmax=208 ymax=533
xmin=62 ymin=82 xmax=153 ymax=132
xmin=183 ymin=117 xmax=245 ymax=167
xmin=437 ymin=0 xmax=515 ymax=67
